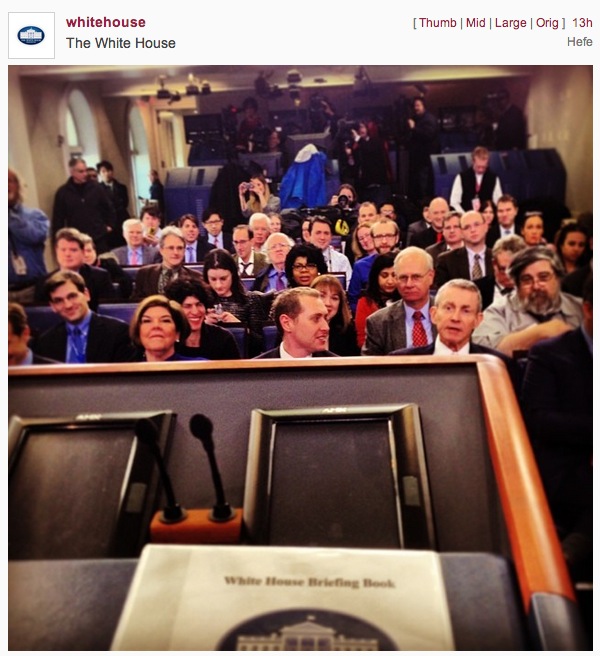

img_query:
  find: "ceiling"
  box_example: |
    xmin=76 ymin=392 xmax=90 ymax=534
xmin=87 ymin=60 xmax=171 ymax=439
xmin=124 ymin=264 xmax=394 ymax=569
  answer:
xmin=13 ymin=65 xmax=534 ymax=99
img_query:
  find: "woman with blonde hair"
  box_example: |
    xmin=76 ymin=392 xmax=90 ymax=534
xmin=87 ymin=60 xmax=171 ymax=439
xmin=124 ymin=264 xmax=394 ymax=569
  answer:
xmin=238 ymin=173 xmax=281 ymax=219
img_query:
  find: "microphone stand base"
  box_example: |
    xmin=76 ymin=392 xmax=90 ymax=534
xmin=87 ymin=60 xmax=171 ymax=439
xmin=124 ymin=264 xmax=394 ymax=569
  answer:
xmin=150 ymin=508 xmax=242 ymax=545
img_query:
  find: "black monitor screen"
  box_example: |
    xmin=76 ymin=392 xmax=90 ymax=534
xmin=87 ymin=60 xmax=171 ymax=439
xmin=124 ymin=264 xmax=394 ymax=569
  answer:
xmin=8 ymin=411 xmax=175 ymax=560
xmin=243 ymin=405 xmax=435 ymax=550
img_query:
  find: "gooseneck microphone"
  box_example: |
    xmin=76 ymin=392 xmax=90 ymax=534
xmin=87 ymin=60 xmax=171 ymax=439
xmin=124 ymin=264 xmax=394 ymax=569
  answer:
xmin=135 ymin=418 xmax=187 ymax=524
xmin=189 ymin=414 xmax=236 ymax=522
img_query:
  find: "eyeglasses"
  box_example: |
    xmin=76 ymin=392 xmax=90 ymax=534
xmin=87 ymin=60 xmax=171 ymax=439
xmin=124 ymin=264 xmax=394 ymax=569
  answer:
xmin=397 ymin=273 xmax=427 ymax=284
xmin=268 ymin=243 xmax=291 ymax=251
xmin=292 ymin=263 xmax=318 ymax=271
xmin=519 ymin=271 xmax=555 ymax=286
xmin=373 ymin=233 xmax=396 ymax=241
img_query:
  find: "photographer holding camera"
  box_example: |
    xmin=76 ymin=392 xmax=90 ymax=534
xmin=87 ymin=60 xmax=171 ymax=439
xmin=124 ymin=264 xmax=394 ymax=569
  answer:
xmin=238 ymin=173 xmax=281 ymax=219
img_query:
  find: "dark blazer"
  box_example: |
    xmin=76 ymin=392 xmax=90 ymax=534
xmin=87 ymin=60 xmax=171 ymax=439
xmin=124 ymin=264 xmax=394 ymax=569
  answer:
xmin=425 ymin=240 xmax=452 ymax=267
xmin=35 ymin=264 xmax=115 ymax=311
xmin=197 ymin=233 xmax=235 ymax=260
xmin=132 ymin=264 xmax=204 ymax=301
xmin=411 ymin=226 xmax=442 ymax=250
xmin=32 ymin=312 xmax=135 ymax=363
xmin=521 ymin=327 xmax=592 ymax=508
xmin=254 ymin=346 xmax=338 ymax=359
xmin=390 ymin=340 xmax=521 ymax=392
xmin=252 ymin=263 xmax=287 ymax=292
xmin=406 ymin=219 xmax=429 ymax=246
xmin=111 ymin=245 xmax=160 ymax=266
xmin=434 ymin=246 xmax=493 ymax=289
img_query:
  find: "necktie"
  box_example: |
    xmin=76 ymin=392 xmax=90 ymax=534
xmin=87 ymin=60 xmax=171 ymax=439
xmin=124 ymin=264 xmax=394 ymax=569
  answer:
xmin=471 ymin=254 xmax=483 ymax=280
xmin=130 ymin=249 xmax=139 ymax=265
xmin=68 ymin=327 xmax=86 ymax=363
xmin=186 ymin=246 xmax=195 ymax=263
xmin=159 ymin=268 xmax=174 ymax=294
xmin=436 ymin=231 xmax=443 ymax=243
xmin=275 ymin=271 xmax=285 ymax=291
xmin=412 ymin=311 xmax=428 ymax=347
xmin=241 ymin=262 xmax=251 ymax=276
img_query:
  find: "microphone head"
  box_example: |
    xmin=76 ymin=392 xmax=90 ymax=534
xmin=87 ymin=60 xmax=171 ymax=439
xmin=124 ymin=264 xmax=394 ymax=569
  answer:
xmin=189 ymin=414 xmax=213 ymax=440
xmin=135 ymin=418 xmax=159 ymax=446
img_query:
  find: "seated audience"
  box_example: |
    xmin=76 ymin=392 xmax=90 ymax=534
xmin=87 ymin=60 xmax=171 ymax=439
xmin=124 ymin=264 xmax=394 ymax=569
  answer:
xmin=254 ymin=287 xmax=338 ymax=359
xmin=311 ymin=274 xmax=360 ymax=356
xmin=267 ymin=212 xmax=282 ymax=233
xmin=555 ymin=222 xmax=591 ymax=275
xmin=348 ymin=219 xmax=401 ymax=312
xmin=472 ymin=246 xmax=583 ymax=356
xmin=232 ymin=224 xmax=267 ymax=276
xmin=81 ymin=232 xmax=132 ymax=300
xmin=111 ymin=218 xmax=160 ymax=266
xmin=253 ymin=233 xmax=294 ymax=292
xmin=350 ymin=221 xmax=377 ymax=263
xmin=140 ymin=204 xmax=163 ymax=247
xmin=519 ymin=212 xmax=547 ymax=247
xmin=362 ymin=247 xmax=436 ymax=355
xmin=33 ymin=271 xmax=134 ymax=363
xmin=177 ymin=214 xmax=206 ymax=263
xmin=201 ymin=208 xmax=234 ymax=253
xmin=164 ymin=278 xmax=241 ymax=360
xmin=248 ymin=213 xmax=271 ymax=254
xmin=285 ymin=243 xmax=328 ymax=289
xmin=390 ymin=278 xmax=520 ymax=390
xmin=410 ymin=196 xmax=448 ymax=249
xmin=203 ymin=248 xmax=267 ymax=356
xmin=130 ymin=294 xmax=204 ymax=362
xmin=520 ymin=276 xmax=592 ymax=581
xmin=475 ymin=234 xmax=527 ymax=308
xmin=8 ymin=168 xmax=50 ymax=304
xmin=308 ymin=215 xmax=353 ymax=288
xmin=35 ymin=227 xmax=114 ymax=311
xmin=355 ymin=253 xmax=400 ymax=348
xmin=132 ymin=226 xmax=204 ymax=300
xmin=238 ymin=174 xmax=281 ymax=219
xmin=434 ymin=210 xmax=492 ymax=290
xmin=425 ymin=211 xmax=463 ymax=267
xmin=8 ymin=302 xmax=58 ymax=365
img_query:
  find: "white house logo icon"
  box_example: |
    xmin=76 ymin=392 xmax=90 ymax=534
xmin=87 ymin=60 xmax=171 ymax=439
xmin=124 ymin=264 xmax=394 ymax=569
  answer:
xmin=18 ymin=26 xmax=45 ymax=45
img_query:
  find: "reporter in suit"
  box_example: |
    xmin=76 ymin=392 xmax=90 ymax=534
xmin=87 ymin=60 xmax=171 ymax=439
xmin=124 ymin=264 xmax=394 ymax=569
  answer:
xmin=132 ymin=226 xmax=204 ymax=301
xmin=254 ymin=287 xmax=338 ymax=358
xmin=434 ymin=210 xmax=493 ymax=290
xmin=362 ymin=247 xmax=437 ymax=355
xmin=33 ymin=271 xmax=135 ymax=363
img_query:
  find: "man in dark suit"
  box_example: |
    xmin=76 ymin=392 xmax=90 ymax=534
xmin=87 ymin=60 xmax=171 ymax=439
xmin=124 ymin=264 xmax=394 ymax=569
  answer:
xmin=97 ymin=160 xmax=129 ymax=248
xmin=35 ymin=227 xmax=115 ymax=311
xmin=111 ymin=219 xmax=160 ymax=266
xmin=425 ymin=211 xmax=464 ymax=266
xmin=254 ymin=288 xmax=338 ymax=358
xmin=486 ymin=194 xmax=519 ymax=247
xmin=410 ymin=197 xmax=448 ymax=250
xmin=449 ymin=146 xmax=502 ymax=214
xmin=200 ymin=209 xmax=234 ymax=255
xmin=132 ymin=226 xmax=203 ymax=300
xmin=435 ymin=210 xmax=493 ymax=290
xmin=32 ymin=271 xmax=135 ymax=363
xmin=520 ymin=276 xmax=592 ymax=578
xmin=363 ymin=247 xmax=437 ymax=355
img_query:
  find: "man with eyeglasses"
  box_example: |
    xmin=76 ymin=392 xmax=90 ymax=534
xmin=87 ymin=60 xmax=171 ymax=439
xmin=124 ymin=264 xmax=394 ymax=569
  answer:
xmin=33 ymin=271 xmax=134 ymax=364
xmin=435 ymin=210 xmax=492 ymax=294
xmin=201 ymin=209 xmax=234 ymax=254
xmin=362 ymin=247 xmax=436 ymax=355
xmin=472 ymin=246 xmax=583 ymax=357
xmin=425 ymin=211 xmax=464 ymax=267
xmin=132 ymin=226 xmax=203 ymax=300
xmin=348 ymin=219 xmax=401 ymax=312
xmin=232 ymin=224 xmax=267 ymax=276
xmin=253 ymin=232 xmax=293 ymax=292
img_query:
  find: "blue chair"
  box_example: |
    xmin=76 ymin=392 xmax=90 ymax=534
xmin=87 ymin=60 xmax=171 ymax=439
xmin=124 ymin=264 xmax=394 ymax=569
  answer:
xmin=97 ymin=303 xmax=137 ymax=325
xmin=262 ymin=323 xmax=279 ymax=352
xmin=220 ymin=323 xmax=248 ymax=358
xmin=25 ymin=306 xmax=62 ymax=337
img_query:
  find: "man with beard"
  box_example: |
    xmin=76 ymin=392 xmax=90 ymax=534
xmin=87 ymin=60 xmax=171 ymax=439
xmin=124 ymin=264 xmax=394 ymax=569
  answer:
xmin=472 ymin=246 xmax=583 ymax=357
